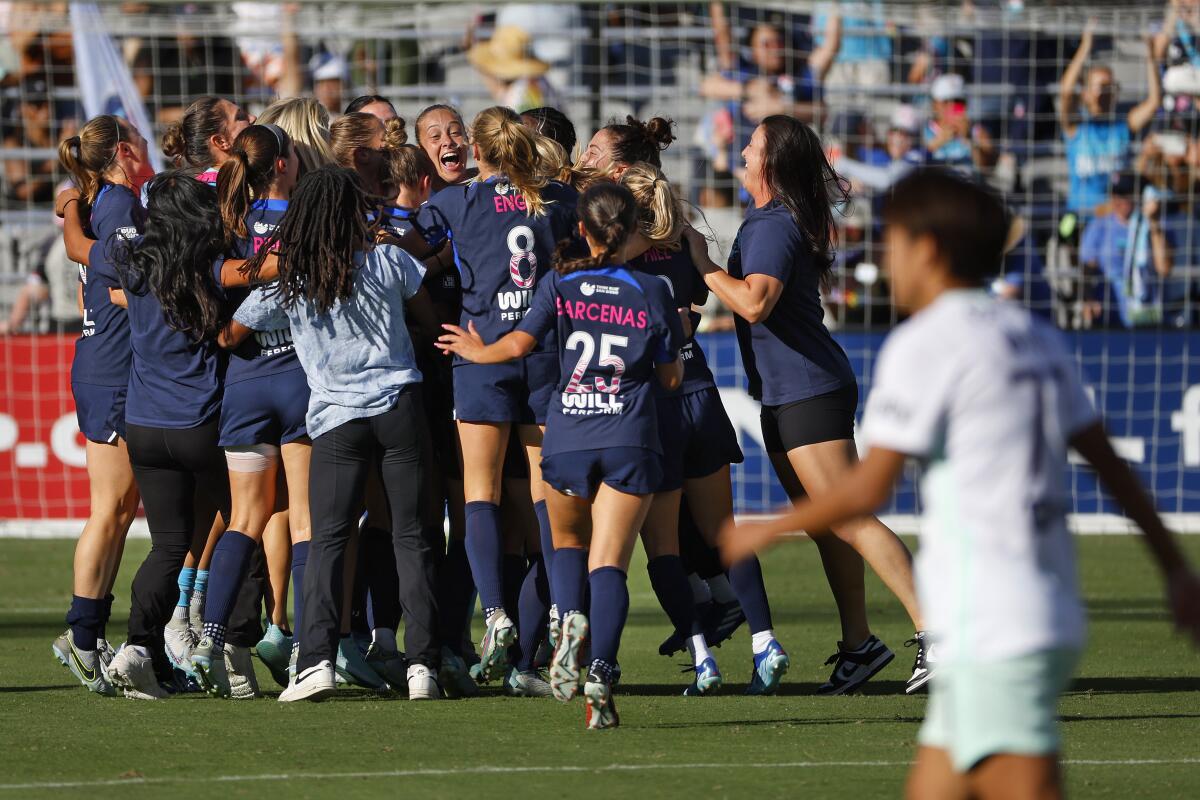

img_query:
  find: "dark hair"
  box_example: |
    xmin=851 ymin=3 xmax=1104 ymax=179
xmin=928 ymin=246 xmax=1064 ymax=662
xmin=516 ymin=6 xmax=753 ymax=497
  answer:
xmin=217 ymin=125 xmax=292 ymax=246
xmin=415 ymin=103 xmax=467 ymax=146
xmin=162 ymin=96 xmax=229 ymax=169
xmin=602 ymin=115 xmax=676 ymax=168
xmin=758 ymin=115 xmax=849 ymax=279
xmin=882 ymin=168 xmax=1009 ymax=284
xmin=522 ymin=107 xmax=576 ymax=155
xmin=345 ymin=94 xmax=396 ymax=116
xmin=113 ymin=170 xmax=227 ymax=340
xmin=555 ymin=181 xmax=637 ymax=275
xmin=58 ymin=115 xmax=134 ymax=206
xmin=248 ymin=165 xmax=372 ymax=314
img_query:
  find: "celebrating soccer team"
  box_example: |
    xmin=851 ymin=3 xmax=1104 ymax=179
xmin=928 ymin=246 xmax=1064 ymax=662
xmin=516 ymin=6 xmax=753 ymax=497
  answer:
xmin=46 ymin=88 xmax=1200 ymax=797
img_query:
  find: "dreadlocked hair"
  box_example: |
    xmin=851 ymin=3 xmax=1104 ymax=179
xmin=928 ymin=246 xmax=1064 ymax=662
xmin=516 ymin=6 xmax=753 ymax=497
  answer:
xmin=471 ymin=106 xmax=549 ymax=216
xmin=619 ymin=162 xmax=685 ymax=249
xmin=248 ymin=165 xmax=372 ymax=315
xmin=217 ymin=124 xmax=292 ymax=247
xmin=554 ymin=181 xmax=637 ymax=276
xmin=113 ymin=170 xmax=227 ymax=341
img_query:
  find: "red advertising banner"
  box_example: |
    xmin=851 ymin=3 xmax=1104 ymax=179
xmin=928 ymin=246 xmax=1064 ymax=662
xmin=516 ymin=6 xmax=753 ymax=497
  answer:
xmin=0 ymin=334 xmax=90 ymax=518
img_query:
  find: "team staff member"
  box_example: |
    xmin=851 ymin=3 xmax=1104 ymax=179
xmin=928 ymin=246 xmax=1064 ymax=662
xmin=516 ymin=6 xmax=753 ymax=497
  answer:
xmin=439 ymin=182 xmax=685 ymax=730
xmin=684 ymin=116 xmax=928 ymax=695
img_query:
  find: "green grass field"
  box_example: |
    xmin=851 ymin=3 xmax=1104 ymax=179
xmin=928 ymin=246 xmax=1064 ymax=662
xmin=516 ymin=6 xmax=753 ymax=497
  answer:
xmin=1 ymin=535 xmax=1198 ymax=798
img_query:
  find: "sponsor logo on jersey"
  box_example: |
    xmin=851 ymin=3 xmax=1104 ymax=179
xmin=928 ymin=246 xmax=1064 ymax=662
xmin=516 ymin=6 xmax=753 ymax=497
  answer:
xmin=497 ymin=289 xmax=533 ymax=321
xmin=115 ymin=225 xmax=138 ymax=241
xmin=580 ymin=282 xmax=620 ymax=298
xmin=494 ymin=181 xmax=511 ymax=195
xmin=253 ymin=327 xmax=294 ymax=355
xmin=253 ymin=220 xmax=274 ymax=235
xmin=560 ymin=392 xmax=624 ymax=415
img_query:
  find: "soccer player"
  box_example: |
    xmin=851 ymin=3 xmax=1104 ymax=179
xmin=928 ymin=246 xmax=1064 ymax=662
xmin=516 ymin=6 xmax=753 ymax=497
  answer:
xmin=415 ymin=104 xmax=476 ymax=191
xmin=51 ymin=115 xmax=154 ymax=695
xmin=684 ymin=116 xmax=928 ymax=694
xmin=237 ymin=166 xmax=442 ymax=703
xmin=417 ymin=106 xmax=578 ymax=685
xmin=438 ymin=181 xmax=685 ymax=730
xmin=162 ymin=96 xmax=256 ymax=185
xmin=720 ymin=169 xmax=1200 ymax=799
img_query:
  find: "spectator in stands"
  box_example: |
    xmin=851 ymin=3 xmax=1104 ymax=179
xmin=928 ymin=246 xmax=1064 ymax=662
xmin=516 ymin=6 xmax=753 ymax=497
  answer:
xmin=815 ymin=0 xmax=891 ymax=89
xmin=1059 ymin=23 xmax=1162 ymax=218
xmin=922 ymin=73 xmax=996 ymax=175
xmin=993 ymin=215 xmax=1053 ymax=317
xmin=1080 ymin=173 xmax=1181 ymax=328
xmin=2 ymin=75 xmax=74 ymax=205
xmin=836 ymin=104 xmax=925 ymax=193
xmin=310 ymin=52 xmax=349 ymax=118
xmin=466 ymin=25 xmax=562 ymax=112
xmin=1155 ymin=0 xmax=1200 ymax=69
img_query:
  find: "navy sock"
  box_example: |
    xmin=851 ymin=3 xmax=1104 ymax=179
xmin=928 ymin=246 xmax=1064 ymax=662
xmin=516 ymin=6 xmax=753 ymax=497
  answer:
xmin=66 ymin=595 xmax=104 ymax=651
xmin=728 ymin=555 xmax=773 ymax=633
xmin=551 ymin=546 xmax=588 ymax=617
xmin=437 ymin=538 xmax=475 ymax=655
xmin=203 ymin=531 xmax=257 ymax=628
xmin=291 ymin=540 xmax=309 ymax=643
xmin=588 ymin=567 xmax=629 ymax=666
xmin=502 ymin=553 xmax=525 ymax=620
xmin=99 ymin=593 xmax=114 ymax=641
xmin=464 ymin=501 xmax=505 ymax=613
xmin=534 ymin=500 xmax=554 ymax=595
xmin=647 ymin=555 xmax=700 ymax=636
xmin=515 ymin=554 xmax=550 ymax=671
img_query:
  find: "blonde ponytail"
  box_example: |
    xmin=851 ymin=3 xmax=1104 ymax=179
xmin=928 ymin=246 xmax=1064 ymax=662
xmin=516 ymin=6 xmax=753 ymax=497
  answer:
xmin=471 ymin=106 xmax=549 ymax=217
xmin=619 ymin=162 xmax=685 ymax=249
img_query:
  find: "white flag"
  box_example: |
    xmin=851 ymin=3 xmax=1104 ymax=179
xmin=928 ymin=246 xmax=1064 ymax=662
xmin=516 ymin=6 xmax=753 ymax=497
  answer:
xmin=69 ymin=2 xmax=164 ymax=172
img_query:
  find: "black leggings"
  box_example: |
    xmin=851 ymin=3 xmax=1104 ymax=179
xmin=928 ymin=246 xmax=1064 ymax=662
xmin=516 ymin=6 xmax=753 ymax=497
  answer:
xmin=299 ymin=388 xmax=439 ymax=670
xmin=125 ymin=420 xmax=231 ymax=663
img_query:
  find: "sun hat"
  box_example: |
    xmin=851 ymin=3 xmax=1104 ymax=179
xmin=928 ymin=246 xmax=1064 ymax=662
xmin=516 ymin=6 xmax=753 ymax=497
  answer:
xmin=467 ymin=26 xmax=550 ymax=81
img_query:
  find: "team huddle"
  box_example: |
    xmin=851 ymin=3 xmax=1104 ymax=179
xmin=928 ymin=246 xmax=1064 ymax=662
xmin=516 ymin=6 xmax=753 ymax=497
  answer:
xmin=46 ymin=87 xmax=1200 ymax=796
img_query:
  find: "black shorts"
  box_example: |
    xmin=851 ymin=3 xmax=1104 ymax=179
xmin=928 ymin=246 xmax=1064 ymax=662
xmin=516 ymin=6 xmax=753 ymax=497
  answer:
xmin=761 ymin=383 xmax=858 ymax=453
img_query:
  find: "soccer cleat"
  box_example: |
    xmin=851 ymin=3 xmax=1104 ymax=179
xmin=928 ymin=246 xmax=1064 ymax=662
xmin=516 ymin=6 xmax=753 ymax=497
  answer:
xmin=703 ymin=598 xmax=746 ymax=648
xmin=746 ymin=639 xmax=790 ymax=696
xmin=549 ymin=612 xmax=588 ymax=703
xmin=190 ymin=636 xmax=231 ymax=698
xmin=255 ymin=624 xmax=293 ymax=689
xmin=682 ymin=656 xmax=722 ymax=697
xmin=52 ymin=630 xmax=117 ymax=696
xmin=108 ymin=644 xmax=168 ymax=700
xmin=163 ymin=614 xmax=197 ymax=676
xmin=188 ymin=591 xmax=205 ymax=636
xmin=583 ymin=669 xmax=619 ymax=730
xmin=279 ymin=660 xmax=336 ymax=702
xmin=817 ymin=635 xmax=894 ymax=696
xmin=406 ymin=663 xmax=440 ymax=700
xmin=97 ymin=638 xmax=117 ymax=672
xmin=335 ymin=636 xmax=386 ymax=690
xmin=225 ymin=644 xmax=260 ymax=699
xmin=547 ymin=605 xmax=562 ymax=652
xmin=438 ymin=649 xmax=480 ymax=699
xmin=505 ymin=668 xmax=554 ymax=698
xmin=477 ymin=610 xmax=517 ymax=684
xmin=365 ymin=641 xmax=409 ymax=692
xmin=288 ymin=642 xmax=298 ymax=680
xmin=905 ymin=631 xmax=937 ymax=694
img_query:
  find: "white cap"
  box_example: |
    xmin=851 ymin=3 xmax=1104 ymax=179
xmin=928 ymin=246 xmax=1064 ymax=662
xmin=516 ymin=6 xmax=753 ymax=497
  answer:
xmin=889 ymin=104 xmax=919 ymax=134
xmin=930 ymin=73 xmax=966 ymax=102
xmin=1164 ymin=64 xmax=1200 ymax=97
xmin=310 ymin=52 xmax=349 ymax=83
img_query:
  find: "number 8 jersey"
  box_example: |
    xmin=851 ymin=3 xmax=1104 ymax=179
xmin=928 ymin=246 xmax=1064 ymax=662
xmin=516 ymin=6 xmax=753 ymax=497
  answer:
xmin=517 ymin=265 xmax=684 ymax=457
xmin=420 ymin=176 xmax=579 ymax=351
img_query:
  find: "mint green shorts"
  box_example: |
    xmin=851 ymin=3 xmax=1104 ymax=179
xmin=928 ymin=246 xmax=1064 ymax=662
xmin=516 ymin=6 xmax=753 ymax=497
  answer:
xmin=918 ymin=648 xmax=1082 ymax=772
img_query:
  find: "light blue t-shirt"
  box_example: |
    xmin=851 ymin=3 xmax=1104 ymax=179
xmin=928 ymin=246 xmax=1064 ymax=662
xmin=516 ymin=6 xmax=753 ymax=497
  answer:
xmin=233 ymin=243 xmax=426 ymax=439
xmin=1065 ymin=117 xmax=1130 ymax=214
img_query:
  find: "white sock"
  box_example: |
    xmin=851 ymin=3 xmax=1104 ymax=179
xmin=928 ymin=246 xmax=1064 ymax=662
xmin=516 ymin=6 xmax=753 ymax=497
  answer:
xmin=171 ymin=605 xmax=189 ymax=622
xmin=372 ymin=627 xmax=397 ymax=652
xmin=708 ymin=575 xmax=736 ymax=603
xmin=549 ymin=604 xmax=560 ymax=622
xmin=751 ymin=629 xmax=776 ymax=655
xmin=687 ymin=574 xmax=712 ymax=604
xmin=686 ymin=634 xmax=713 ymax=667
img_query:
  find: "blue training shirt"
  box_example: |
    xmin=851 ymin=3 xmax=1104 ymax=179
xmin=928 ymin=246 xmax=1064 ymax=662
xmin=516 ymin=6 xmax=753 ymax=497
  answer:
xmin=224 ymin=199 xmax=301 ymax=385
xmin=89 ymin=238 xmax=226 ymax=428
xmin=628 ymin=245 xmax=716 ymax=395
xmin=73 ymin=183 xmax=143 ymax=388
xmin=419 ymin=176 xmax=578 ymax=355
xmin=1065 ymin=116 xmax=1130 ymax=214
xmin=728 ymin=200 xmax=856 ymax=406
xmin=517 ymin=265 xmax=683 ymax=457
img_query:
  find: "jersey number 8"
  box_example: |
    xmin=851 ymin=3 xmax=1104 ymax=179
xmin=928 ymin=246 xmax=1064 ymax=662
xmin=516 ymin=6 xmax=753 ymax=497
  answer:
xmin=564 ymin=331 xmax=627 ymax=395
xmin=508 ymin=225 xmax=537 ymax=289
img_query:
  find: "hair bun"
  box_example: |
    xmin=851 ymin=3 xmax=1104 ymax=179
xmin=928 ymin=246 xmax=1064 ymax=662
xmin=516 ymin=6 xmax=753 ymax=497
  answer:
xmin=161 ymin=122 xmax=186 ymax=162
xmin=384 ymin=116 xmax=408 ymax=148
xmin=643 ymin=116 xmax=676 ymax=150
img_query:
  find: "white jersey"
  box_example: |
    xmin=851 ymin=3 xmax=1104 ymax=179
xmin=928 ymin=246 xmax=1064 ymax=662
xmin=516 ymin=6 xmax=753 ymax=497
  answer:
xmin=862 ymin=290 xmax=1098 ymax=663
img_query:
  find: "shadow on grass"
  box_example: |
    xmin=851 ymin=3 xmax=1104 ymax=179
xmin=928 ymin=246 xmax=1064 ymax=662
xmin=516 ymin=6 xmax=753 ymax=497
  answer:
xmin=616 ymin=680 xmax=912 ymax=697
xmin=642 ymin=715 xmax=926 ymax=730
xmin=0 ymin=684 xmax=77 ymax=693
xmin=1069 ymin=676 xmax=1200 ymax=694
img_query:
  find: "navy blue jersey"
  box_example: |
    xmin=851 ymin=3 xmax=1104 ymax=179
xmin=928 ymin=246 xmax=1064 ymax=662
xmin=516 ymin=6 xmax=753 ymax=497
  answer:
xmin=517 ymin=266 xmax=683 ymax=457
xmin=420 ymin=177 xmax=578 ymax=354
xmin=225 ymin=199 xmax=300 ymax=385
xmin=72 ymin=184 xmax=143 ymax=388
xmin=89 ymin=239 xmax=226 ymax=428
xmin=383 ymin=204 xmax=461 ymax=314
xmin=629 ymin=246 xmax=716 ymax=395
xmin=728 ymin=200 xmax=854 ymax=405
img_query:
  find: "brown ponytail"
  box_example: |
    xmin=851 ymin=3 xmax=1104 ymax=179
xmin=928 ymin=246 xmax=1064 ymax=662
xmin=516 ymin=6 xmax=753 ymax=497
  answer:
xmin=554 ymin=182 xmax=637 ymax=275
xmin=471 ymin=106 xmax=549 ymax=216
xmin=58 ymin=115 xmax=128 ymax=206
xmin=161 ymin=96 xmax=228 ymax=169
xmin=216 ymin=125 xmax=291 ymax=246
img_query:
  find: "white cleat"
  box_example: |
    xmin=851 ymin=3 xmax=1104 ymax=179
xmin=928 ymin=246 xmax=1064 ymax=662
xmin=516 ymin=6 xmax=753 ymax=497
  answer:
xmin=225 ymin=644 xmax=260 ymax=699
xmin=279 ymin=660 xmax=336 ymax=703
xmin=190 ymin=636 xmax=231 ymax=698
xmin=108 ymin=645 xmax=168 ymax=700
xmin=506 ymin=669 xmax=554 ymax=698
xmin=163 ymin=613 xmax=197 ymax=675
xmin=477 ymin=610 xmax=516 ymax=684
xmin=549 ymin=612 xmax=588 ymax=703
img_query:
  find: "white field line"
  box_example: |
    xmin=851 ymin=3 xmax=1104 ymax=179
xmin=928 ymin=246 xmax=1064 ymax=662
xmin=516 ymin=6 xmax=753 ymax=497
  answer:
xmin=2 ymin=758 xmax=1198 ymax=791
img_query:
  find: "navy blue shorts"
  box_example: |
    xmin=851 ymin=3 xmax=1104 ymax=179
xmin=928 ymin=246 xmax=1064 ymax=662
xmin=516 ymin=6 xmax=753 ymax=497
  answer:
xmin=541 ymin=447 xmax=663 ymax=500
xmin=658 ymin=386 xmax=744 ymax=492
xmin=218 ymin=369 xmax=310 ymax=447
xmin=73 ymin=382 xmax=127 ymax=444
xmin=453 ymin=351 xmax=558 ymax=425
